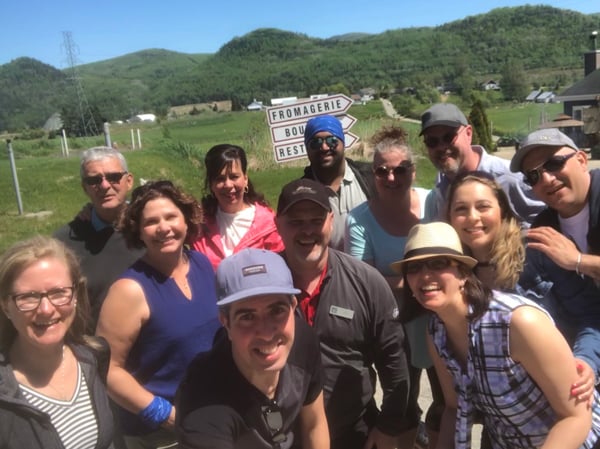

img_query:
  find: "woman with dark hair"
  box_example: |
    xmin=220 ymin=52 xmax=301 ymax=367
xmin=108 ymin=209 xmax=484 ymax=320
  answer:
xmin=392 ymin=222 xmax=600 ymax=449
xmin=0 ymin=236 xmax=118 ymax=449
xmin=192 ymin=144 xmax=284 ymax=270
xmin=96 ymin=181 xmax=220 ymax=449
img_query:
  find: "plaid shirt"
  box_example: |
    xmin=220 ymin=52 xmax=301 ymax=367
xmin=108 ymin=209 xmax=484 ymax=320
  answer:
xmin=430 ymin=291 xmax=600 ymax=449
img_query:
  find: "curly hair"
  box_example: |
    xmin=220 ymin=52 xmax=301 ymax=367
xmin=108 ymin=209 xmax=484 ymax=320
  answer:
xmin=0 ymin=236 xmax=91 ymax=352
xmin=446 ymin=172 xmax=524 ymax=290
xmin=119 ymin=180 xmax=203 ymax=249
xmin=201 ymin=144 xmax=267 ymax=217
xmin=401 ymin=261 xmax=492 ymax=322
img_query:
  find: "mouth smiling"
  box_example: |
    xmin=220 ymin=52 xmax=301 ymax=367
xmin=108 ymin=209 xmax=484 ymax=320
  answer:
xmin=32 ymin=318 xmax=60 ymax=330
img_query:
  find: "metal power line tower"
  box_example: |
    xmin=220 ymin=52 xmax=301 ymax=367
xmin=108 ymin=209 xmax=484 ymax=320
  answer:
xmin=62 ymin=31 xmax=99 ymax=137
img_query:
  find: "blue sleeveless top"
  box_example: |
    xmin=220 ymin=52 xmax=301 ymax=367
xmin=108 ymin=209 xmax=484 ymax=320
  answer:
xmin=118 ymin=250 xmax=221 ymax=435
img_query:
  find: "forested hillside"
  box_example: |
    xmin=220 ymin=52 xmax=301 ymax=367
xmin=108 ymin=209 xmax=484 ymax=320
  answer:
xmin=1 ymin=5 xmax=598 ymax=132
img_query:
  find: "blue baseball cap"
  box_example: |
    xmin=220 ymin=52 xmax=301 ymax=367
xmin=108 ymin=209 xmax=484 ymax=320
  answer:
xmin=304 ymin=115 xmax=345 ymax=146
xmin=216 ymin=249 xmax=300 ymax=306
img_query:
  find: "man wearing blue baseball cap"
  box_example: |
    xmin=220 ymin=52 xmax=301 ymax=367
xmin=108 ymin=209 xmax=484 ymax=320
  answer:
xmin=302 ymin=114 xmax=374 ymax=250
xmin=175 ymin=249 xmax=328 ymax=449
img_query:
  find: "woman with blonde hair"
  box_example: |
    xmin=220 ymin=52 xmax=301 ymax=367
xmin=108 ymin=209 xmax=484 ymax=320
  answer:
xmin=0 ymin=236 xmax=117 ymax=449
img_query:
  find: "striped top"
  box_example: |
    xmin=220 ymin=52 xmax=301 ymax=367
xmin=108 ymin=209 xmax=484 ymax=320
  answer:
xmin=430 ymin=291 xmax=600 ymax=449
xmin=20 ymin=362 xmax=99 ymax=449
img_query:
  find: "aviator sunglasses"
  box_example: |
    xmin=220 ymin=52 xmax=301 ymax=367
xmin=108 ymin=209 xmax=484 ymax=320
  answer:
xmin=374 ymin=161 xmax=414 ymax=179
xmin=405 ymin=257 xmax=456 ymax=275
xmin=83 ymin=171 xmax=128 ymax=186
xmin=423 ymin=127 xmax=465 ymax=149
xmin=308 ymin=135 xmax=340 ymax=151
xmin=523 ymin=152 xmax=577 ymax=186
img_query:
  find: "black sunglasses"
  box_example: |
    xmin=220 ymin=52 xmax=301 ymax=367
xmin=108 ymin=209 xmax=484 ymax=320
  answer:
xmin=83 ymin=171 xmax=128 ymax=186
xmin=423 ymin=131 xmax=458 ymax=149
xmin=374 ymin=161 xmax=414 ymax=179
xmin=523 ymin=152 xmax=577 ymax=186
xmin=308 ymin=136 xmax=340 ymax=151
xmin=405 ymin=257 xmax=455 ymax=275
xmin=261 ymin=402 xmax=286 ymax=444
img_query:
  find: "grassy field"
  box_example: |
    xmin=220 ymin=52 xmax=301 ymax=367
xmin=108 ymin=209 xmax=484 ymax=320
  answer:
xmin=0 ymin=99 xmax=562 ymax=253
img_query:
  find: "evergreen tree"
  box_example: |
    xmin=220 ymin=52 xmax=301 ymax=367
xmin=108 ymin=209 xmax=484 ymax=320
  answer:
xmin=469 ymin=100 xmax=494 ymax=152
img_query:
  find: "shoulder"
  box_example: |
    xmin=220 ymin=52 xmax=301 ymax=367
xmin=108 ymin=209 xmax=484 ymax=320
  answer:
xmin=329 ymin=250 xmax=391 ymax=291
xmin=188 ymin=250 xmax=216 ymax=273
xmin=347 ymin=202 xmax=371 ymax=222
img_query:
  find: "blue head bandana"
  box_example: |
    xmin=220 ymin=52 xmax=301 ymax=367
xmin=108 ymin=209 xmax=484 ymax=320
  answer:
xmin=304 ymin=115 xmax=345 ymax=146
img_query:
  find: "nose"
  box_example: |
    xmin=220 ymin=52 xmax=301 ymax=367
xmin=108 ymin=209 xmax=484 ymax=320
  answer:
xmin=99 ymin=176 xmax=112 ymax=189
xmin=539 ymin=169 xmax=556 ymax=184
xmin=466 ymin=207 xmax=479 ymax=220
xmin=156 ymin=219 xmax=170 ymax=234
xmin=36 ymin=295 xmax=55 ymax=314
xmin=254 ymin=315 xmax=277 ymax=338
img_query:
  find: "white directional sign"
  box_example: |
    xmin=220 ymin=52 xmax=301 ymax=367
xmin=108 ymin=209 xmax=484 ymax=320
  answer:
xmin=270 ymin=114 xmax=357 ymax=144
xmin=273 ymin=132 xmax=360 ymax=163
xmin=267 ymin=94 xmax=353 ymax=126
xmin=266 ymin=94 xmax=360 ymax=163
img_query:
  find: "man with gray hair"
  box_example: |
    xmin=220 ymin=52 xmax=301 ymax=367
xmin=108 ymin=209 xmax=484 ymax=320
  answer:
xmin=54 ymin=146 xmax=144 ymax=324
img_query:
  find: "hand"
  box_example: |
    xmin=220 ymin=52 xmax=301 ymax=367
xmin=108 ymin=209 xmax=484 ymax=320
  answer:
xmin=363 ymin=427 xmax=397 ymax=449
xmin=571 ymin=359 xmax=595 ymax=408
xmin=526 ymin=227 xmax=580 ymax=272
xmin=161 ymin=405 xmax=176 ymax=431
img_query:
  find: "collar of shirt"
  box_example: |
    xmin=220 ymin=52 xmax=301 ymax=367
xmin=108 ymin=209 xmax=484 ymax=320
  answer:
xmin=91 ymin=207 xmax=113 ymax=231
xmin=297 ymin=265 xmax=328 ymax=326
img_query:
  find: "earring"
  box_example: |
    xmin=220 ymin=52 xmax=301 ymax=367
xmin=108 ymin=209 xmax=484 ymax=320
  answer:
xmin=244 ymin=185 xmax=249 ymax=194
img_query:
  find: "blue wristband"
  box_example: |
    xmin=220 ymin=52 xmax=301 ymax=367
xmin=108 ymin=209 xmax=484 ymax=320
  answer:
xmin=138 ymin=396 xmax=172 ymax=430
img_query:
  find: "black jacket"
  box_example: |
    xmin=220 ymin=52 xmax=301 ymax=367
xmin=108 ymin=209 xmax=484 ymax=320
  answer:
xmin=0 ymin=342 xmax=118 ymax=449
xmin=302 ymin=158 xmax=375 ymax=199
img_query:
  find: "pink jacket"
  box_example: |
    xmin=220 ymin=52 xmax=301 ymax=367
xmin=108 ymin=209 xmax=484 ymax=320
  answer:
xmin=192 ymin=203 xmax=285 ymax=271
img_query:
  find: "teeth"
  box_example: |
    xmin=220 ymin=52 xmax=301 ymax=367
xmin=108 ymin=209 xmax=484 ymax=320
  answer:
xmin=421 ymin=285 xmax=439 ymax=292
xmin=257 ymin=346 xmax=278 ymax=355
xmin=34 ymin=319 xmax=59 ymax=326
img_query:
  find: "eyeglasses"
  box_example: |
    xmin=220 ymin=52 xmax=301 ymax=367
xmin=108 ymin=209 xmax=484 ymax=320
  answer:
xmin=11 ymin=286 xmax=76 ymax=312
xmin=307 ymin=136 xmax=340 ymax=151
xmin=523 ymin=152 xmax=577 ymax=186
xmin=374 ymin=161 xmax=414 ymax=179
xmin=423 ymin=128 xmax=461 ymax=148
xmin=83 ymin=171 xmax=128 ymax=186
xmin=261 ymin=402 xmax=286 ymax=444
xmin=405 ymin=258 xmax=455 ymax=275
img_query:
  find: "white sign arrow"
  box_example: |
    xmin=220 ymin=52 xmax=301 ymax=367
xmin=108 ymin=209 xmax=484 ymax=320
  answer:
xmin=273 ymin=132 xmax=360 ymax=163
xmin=267 ymin=94 xmax=353 ymax=126
xmin=270 ymin=114 xmax=357 ymax=144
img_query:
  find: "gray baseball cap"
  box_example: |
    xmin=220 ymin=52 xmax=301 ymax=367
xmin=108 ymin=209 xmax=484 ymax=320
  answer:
xmin=510 ymin=128 xmax=579 ymax=172
xmin=420 ymin=103 xmax=468 ymax=135
xmin=215 ymin=248 xmax=300 ymax=306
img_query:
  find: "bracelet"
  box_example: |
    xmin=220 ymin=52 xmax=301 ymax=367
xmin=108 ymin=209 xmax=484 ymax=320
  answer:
xmin=138 ymin=396 xmax=172 ymax=430
xmin=575 ymin=253 xmax=583 ymax=276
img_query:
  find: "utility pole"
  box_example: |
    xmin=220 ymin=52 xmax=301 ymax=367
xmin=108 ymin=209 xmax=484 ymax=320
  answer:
xmin=62 ymin=31 xmax=99 ymax=137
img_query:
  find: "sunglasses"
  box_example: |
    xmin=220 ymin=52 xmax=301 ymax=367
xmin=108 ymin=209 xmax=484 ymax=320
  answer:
xmin=523 ymin=152 xmax=577 ymax=186
xmin=83 ymin=171 xmax=128 ymax=186
xmin=405 ymin=257 xmax=455 ymax=275
xmin=261 ymin=402 xmax=286 ymax=444
xmin=423 ymin=130 xmax=459 ymax=148
xmin=374 ymin=161 xmax=414 ymax=179
xmin=308 ymin=136 xmax=340 ymax=151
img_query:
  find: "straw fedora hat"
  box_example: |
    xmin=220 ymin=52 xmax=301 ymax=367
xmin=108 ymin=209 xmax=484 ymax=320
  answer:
xmin=390 ymin=222 xmax=477 ymax=273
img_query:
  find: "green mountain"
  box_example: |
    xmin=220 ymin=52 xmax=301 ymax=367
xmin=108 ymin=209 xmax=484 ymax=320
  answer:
xmin=1 ymin=5 xmax=598 ymax=132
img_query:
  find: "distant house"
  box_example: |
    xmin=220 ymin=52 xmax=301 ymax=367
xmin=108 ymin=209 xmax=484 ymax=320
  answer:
xmin=525 ymin=90 xmax=542 ymax=102
xmin=481 ymin=80 xmax=501 ymax=91
xmin=129 ymin=113 xmax=156 ymax=123
xmin=535 ymin=92 xmax=556 ymax=103
xmin=270 ymin=97 xmax=298 ymax=106
xmin=556 ymin=48 xmax=600 ymax=148
xmin=247 ymin=99 xmax=264 ymax=111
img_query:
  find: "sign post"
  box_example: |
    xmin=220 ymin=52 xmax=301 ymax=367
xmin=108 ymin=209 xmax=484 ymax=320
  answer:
xmin=265 ymin=94 xmax=359 ymax=163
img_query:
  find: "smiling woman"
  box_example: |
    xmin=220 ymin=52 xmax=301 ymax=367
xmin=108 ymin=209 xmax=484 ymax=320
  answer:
xmin=0 ymin=236 xmax=118 ymax=449
xmin=96 ymin=181 xmax=221 ymax=449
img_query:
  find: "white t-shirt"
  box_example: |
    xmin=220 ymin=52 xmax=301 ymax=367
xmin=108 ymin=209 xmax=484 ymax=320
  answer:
xmin=216 ymin=205 xmax=256 ymax=257
xmin=559 ymin=203 xmax=589 ymax=253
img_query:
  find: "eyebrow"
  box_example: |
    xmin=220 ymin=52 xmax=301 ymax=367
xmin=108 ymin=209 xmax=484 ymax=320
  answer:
xmin=232 ymin=299 xmax=291 ymax=317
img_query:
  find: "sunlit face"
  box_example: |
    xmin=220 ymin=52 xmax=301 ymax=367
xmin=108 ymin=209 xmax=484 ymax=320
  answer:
xmin=372 ymin=149 xmax=415 ymax=198
xmin=139 ymin=197 xmax=188 ymax=255
xmin=222 ymin=295 xmax=296 ymax=377
xmin=306 ymin=131 xmax=345 ymax=171
xmin=82 ymin=158 xmax=133 ymax=222
xmin=521 ymin=146 xmax=589 ymax=218
xmin=276 ymin=201 xmax=332 ymax=267
xmin=423 ymin=125 xmax=471 ymax=179
xmin=3 ymin=257 xmax=76 ymax=351
xmin=449 ymin=181 xmax=502 ymax=261
xmin=405 ymin=257 xmax=465 ymax=313
xmin=210 ymin=159 xmax=249 ymax=214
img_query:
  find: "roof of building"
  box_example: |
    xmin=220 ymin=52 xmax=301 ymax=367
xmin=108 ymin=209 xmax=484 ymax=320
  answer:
xmin=557 ymin=69 xmax=600 ymax=102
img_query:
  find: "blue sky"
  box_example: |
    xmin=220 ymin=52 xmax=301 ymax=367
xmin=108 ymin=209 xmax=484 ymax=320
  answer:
xmin=2 ymin=0 xmax=597 ymax=68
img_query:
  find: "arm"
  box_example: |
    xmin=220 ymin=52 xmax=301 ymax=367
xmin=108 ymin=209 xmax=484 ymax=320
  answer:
xmin=426 ymin=333 xmax=457 ymax=449
xmin=299 ymin=391 xmax=329 ymax=449
xmin=96 ymin=279 xmax=176 ymax=430
xmin=527 ymin=227 xmax=600 ymax=281
xmin=510 ymin=306 xmax=593 ymax=449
